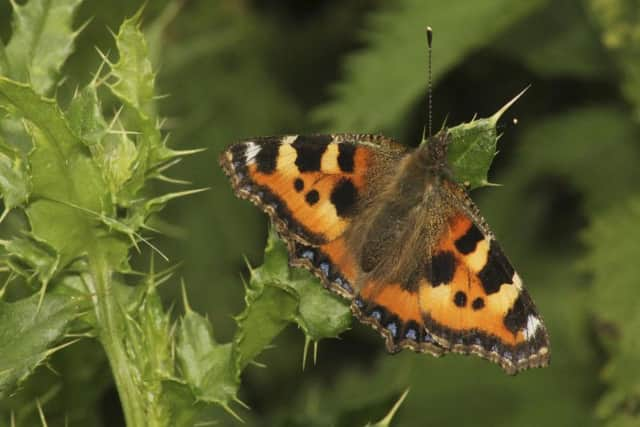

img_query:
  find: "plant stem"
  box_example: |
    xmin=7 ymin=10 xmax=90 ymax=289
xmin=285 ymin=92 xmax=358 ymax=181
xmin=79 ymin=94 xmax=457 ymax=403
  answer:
xmin=90 ymin=252 xmax=146 ymax=427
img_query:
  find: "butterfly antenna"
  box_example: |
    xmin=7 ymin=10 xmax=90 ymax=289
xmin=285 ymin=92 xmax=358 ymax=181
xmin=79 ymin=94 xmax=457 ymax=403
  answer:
xmin=426 ymin=26 xmax=433 ymax=138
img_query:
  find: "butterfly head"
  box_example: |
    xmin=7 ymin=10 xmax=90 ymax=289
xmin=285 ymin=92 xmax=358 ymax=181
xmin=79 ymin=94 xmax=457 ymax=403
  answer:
xmin=419 ymin=130 xmax=450 ymax=171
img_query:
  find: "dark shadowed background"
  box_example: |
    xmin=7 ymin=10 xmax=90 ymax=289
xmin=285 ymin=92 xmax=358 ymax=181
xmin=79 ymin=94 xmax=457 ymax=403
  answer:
xmin=1 ymin=0 xmax=639 ymax=426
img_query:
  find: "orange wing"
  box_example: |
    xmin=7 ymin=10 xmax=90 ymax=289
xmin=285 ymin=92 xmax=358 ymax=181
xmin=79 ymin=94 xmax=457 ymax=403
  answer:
xmin=220 ymin=134 xmax=406 ymax=296
xmin=419 ymin=211 xmax=549 ymax=373
xmin=353 ymin=210 xmax=549 ymax=374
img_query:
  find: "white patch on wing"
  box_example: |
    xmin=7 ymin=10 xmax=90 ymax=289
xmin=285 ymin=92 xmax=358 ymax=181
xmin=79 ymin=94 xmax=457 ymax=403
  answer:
xmin=512 ymin=272 xmax=523 ymax=290
xmin=244 ymin=142 xmax=261 ymax=162
xmin=282 ymin=135 xmax=297 ymax=145
xmin=523 ymin=315 xmax=542 ymax=340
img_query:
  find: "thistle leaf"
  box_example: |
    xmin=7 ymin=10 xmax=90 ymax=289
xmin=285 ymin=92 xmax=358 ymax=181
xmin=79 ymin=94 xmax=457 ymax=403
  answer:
xmin=176 ymin=300 xmax=239 ymax=409
xmin=233 ymin=227 xmax=351 ymax=372
xmin=4 ymin=0 xmax=84 ymax=94
xmin=0 ymin=145 xmax=29 ymax=214
xmin=445 ymin=88 xmax=526 ymax=189
xmin=0 ymin=292 xmax=85 ymax=398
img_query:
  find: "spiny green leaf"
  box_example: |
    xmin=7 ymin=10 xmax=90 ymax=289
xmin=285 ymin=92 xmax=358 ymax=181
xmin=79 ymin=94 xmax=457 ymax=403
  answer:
xmin=233 ymin=279 xmax=298 ymax=372
xmin=0 ymin=147 xmax=29 ymax=214
xmin=67 ymin=84 xmax=142 ymax=200
xmin=105 ymin=11 xmax=181 ymax=205
xmin=4 ymin=0 xmax=84 ymax=94
xmin=159 ymin=379 xmax=218 ymax=427
xmin=314 ymin=0 xmax=547 ymax=133
xmin=444 ymin=89 xmax=526 ymax=189
xmin=110 ymin=8 xmax=156 ymax=117
xmin=66 ymin=85 xmax=108 ymax=147
xmin=0 ymin=78 xmax=115 ymax=266
xmin=121 ymin=283 xmax=174 ymax=423
xmin=289 ymin=268 xmax=351 ymax=341
xmin=176 ymin=300 xmax=240 ymax=409
xmin=100 ymin=133 xmax=139 ymax=196
xmin=233 ymin=227 xmax=351 ymax=372
xmin=0 ymin=292 xmax=84 ymax=397
xmin=2 ymin=237 xmax=60 ymax=285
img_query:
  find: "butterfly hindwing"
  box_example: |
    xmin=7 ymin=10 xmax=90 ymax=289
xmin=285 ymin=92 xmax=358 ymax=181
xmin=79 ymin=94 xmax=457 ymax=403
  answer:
xmin=417 ymin=209 xmax=549 ymax=373
xmin=355 ymin=279 xmax=447 ymax=357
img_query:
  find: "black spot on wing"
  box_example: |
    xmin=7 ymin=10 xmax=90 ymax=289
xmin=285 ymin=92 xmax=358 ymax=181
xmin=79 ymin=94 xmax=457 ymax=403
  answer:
xmin=255 ymin=139 xmax=280 ymax=174
xmin=294 ymin=178 xmax=304 ymax=192
xmin=453 ymin=291 xmax=467 ymax=307
xmin=305 ymin=190 xmax=319 ymax=205
xmin=337 ymin=143 xmax=356 ymax=172
xmin=503 ymin=293 xmax=532 ymax=335
xmin=292 ymin=135 xmax=331 ymax=172
xmin=455 ymin=223 xmax=484 ymax=255
xmin=477 ymin=240 xmax=515 ymax=294
xmin=472 ymin=297 xmax=485 ymax=310
xmin=331 ymin=178 xmax=358 ymax=217
xmin=254 ymin=185 xmax=325 ymax=245
xmin=425 ymin=251 xmax=456 ymax=286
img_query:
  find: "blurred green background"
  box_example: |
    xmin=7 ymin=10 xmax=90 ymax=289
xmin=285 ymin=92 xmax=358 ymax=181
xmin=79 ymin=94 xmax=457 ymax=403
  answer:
xmin=2 ymin=0 xmax=640 ymax=425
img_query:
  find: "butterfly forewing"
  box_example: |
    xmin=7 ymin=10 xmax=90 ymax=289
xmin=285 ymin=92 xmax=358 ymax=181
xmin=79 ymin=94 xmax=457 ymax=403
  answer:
xmin=220 ymin=133 xmax=407 ymax=296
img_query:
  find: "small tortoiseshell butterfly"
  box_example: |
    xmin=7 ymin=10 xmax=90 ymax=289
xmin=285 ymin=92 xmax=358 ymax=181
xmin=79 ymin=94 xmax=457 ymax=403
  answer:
xmin=220 ymin=130 xmax=550 ymax=374
xmin=219 ymin=32 xmax=549 ymax=374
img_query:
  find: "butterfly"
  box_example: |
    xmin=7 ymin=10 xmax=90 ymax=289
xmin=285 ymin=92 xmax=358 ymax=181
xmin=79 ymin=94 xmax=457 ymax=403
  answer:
xmin=219 ymin=130 xmax=550 ymax=374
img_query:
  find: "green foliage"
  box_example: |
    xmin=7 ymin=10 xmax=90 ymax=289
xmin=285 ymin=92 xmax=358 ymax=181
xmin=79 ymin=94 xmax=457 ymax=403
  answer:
xmin=445 ymin=89 xmax=527 ymax=188
xmin=584 ymin=199 xmax=640 ymax=426
xmin=587 ymin=0 xmax=640 ymax=121
xmin=313 ymin=0 xmax=547 ymax=133
xmin=0 ymin=3 xmax=228 ymax=426
xmin=3 ymin=0 xmax=83 ymax=95
xmin=0 ymin=0 xmax=639 ymax=426
xmin=0 ymin=293 xmax=84 ymax=396
xmin=234 ymin=228 xmax=352 ymax=372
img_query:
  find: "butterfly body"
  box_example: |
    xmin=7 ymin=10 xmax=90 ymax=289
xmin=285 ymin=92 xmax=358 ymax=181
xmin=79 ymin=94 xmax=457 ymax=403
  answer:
xmin=220 ymin=132 xmax=549 ymax=374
